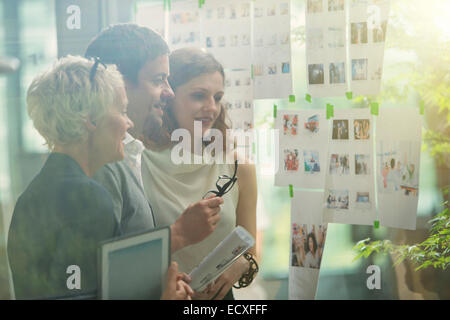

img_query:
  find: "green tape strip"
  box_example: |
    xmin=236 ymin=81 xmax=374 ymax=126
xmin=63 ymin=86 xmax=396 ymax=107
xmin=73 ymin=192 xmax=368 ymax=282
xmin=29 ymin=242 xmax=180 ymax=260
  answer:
xmin=420 ymin=100 xmax=425 ymax=115
xmin=346 ymin=91 xmax=353 ymax=100
xmin=326 ymin=103 xmax=334 ymax=119
xmin=289 ymin=184 xmax=293 ymax=198
xmin=305 ymin=93 xmax=312 ymax=103
xmin=371 ymin=102 xmax=379 ymax=116
xmin=289 ymin=95 xmax=296 ymax=103
xmin=251 ymin=64 xmax=254 ymax=80
xmin=273 ymin=104 xmax=277 ymax=118
xmin=165 ymin=0 xmax=171 ymax=11
xmin=252 ymin=142 xmax=256 ymax=155
xmin=374 ymin=220 xmax=380 ymax=229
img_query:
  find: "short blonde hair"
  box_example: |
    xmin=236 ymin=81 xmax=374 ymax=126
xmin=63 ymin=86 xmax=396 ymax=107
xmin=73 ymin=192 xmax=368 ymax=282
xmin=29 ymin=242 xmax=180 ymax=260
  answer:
xmin=27 ymin=55 xmax=124 ymax=150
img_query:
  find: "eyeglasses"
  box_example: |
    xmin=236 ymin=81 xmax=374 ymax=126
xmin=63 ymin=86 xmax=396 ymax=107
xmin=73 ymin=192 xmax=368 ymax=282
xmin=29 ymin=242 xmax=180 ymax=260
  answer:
xmin=89 ymin=56 xmax=107 ymax=82
xmin=203 ymin=160 xmax=238 ymax=199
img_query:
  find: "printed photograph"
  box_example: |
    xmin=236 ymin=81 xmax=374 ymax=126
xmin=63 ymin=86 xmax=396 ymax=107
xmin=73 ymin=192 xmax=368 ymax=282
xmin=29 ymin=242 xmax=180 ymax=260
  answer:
xmin=205 ymin=8 xmax=213 ymax=19
xmin=307 ymin=0 xmax=323 ymax=13
xmin=351 ymin=22 xmax=368 ymax=44
xmin=283 ymin=114 xmax=298 ymax=136
xmin=355 ymin=192 xmax=371 ymax=209
xmin=303 ymin=151 xmax=321 ymax=173
xmin=377 ymin=142 xmax=420 ymax=196
xmin=240 ymin=3 xmax=250 ymax=17
xmin=329 ymin=154 xmax=350 ymax=175
xmin=284 ymin=149 xmax=300 ymax=172
xmin=267 ymin=4 xmax=276 ymax=16
xmin=280 ymin=32 xmax=290 ymax=45
xmin=241 ymin=34 xmax=250 ymax=46
xmin=328 ymin=26 xmax=345 ymax=48
xmin=217 ymin=7 xmax=225 ymax=19
xmin=332 ymin=119 xmax=349 ymax=140
xmin=268 ymin=63 xmax=277 ymax=75
xmin=280 ymin=3 xmax=289 ymax=15
xmin=229 ymin=5 xmax=237 ymax=19
xmin=230 ymin=35 xmax=238 ymax=47
xmin=218 ymin=35 xmax=226 ymax=47
xmin=205 ymin=36 xmax=213 ymax=48
xmin=254 ymin=6 xmax=264 ymax=18
xmin=292 ymin=223 xmax=327 ymax=269
xmin=326 ymin=189 xmax=349 ymax=209
xmin=282 ymin=62 xmax=290 ymax=74
xmin=307 ymin=28 xmax=324 ymax=50
xmin=253 ymin=64 xmax=264 ymax=76
xmin=308 ymin=64 xmax=324 ymax=85
xmin=329 ymin=62 xmax=346 ymax=84
xmin=304 ymin=114 xmax=320 ymax=133
xmin=355 ymin=154 xmax=370 ymax=175
xmin=352 ymin=58 xmax=368 ymax=81
xmin=328 ymin=0 xmax=344 ymax=11
xmin=354 ymin=119 xmax=370 ymax=139
xmin=373 ymin=21 xmax=388 ymax=43
xmin=267 ymin=34 xmax=277 ymax=46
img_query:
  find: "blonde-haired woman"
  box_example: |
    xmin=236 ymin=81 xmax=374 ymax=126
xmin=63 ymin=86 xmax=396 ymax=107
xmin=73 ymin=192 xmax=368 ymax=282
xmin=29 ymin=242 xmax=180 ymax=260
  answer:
xmin=7 ymin=56 xmax=191 ymax=300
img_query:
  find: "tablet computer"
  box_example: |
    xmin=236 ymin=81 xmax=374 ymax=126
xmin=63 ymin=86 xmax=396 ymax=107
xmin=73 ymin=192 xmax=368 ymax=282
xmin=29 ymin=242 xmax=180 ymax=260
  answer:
xmin=98 ymin=226 xmax=170 ymax=300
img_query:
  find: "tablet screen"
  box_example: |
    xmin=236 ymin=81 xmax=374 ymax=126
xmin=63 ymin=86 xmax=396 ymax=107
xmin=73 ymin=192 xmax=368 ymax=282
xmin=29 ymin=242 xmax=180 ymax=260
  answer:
xmin=100 ymin=227 xmax=170 ymax=300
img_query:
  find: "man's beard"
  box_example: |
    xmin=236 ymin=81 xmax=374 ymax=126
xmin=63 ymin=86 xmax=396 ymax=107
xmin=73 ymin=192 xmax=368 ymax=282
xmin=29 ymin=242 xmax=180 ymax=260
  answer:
xmin=142 ymin=113 xmax=163 ymax=142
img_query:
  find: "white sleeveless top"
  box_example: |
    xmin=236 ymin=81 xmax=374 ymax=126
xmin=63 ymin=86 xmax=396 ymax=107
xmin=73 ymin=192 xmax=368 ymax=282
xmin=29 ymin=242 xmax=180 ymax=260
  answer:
xmin=141 ymin=147 xmax=239 ymax=273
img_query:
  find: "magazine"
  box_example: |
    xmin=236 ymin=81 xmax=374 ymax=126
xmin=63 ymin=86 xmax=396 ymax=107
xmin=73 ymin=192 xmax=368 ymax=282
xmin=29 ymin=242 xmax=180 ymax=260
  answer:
xmin=188 ymin=226 xmax=255 ymax=291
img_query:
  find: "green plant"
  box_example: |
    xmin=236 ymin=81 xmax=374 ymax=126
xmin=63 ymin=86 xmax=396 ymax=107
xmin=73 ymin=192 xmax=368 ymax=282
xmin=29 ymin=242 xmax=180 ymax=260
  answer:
xmin=353 ymin=201 xmax=449 ymax=271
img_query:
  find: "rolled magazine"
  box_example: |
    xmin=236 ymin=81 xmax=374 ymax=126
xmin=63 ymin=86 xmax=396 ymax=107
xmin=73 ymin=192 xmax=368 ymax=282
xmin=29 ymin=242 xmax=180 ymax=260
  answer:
xmin=188 ymin=226 xmax=255 ymax=291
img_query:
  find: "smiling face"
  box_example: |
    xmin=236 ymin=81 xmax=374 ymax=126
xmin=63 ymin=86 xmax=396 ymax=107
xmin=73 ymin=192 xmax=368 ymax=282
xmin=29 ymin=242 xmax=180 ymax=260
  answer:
xmin=125 ymin=54 xmax=174 ymax=140
xmin=171 ymin=71 xmax=224 ymax=138
xmin=94 ymin=86 xmax=134 ymax=163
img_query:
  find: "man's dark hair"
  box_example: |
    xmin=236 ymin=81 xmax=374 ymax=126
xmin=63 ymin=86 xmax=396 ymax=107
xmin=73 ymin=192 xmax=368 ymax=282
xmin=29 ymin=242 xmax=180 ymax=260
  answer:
xmin=85 ymin=23 xmax=169 ymax=84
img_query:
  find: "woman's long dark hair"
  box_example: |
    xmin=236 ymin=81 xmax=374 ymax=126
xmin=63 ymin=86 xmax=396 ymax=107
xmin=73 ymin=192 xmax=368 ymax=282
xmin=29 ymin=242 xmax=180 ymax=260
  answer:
xmin=146 ymin=47 xmax=230 ymax=151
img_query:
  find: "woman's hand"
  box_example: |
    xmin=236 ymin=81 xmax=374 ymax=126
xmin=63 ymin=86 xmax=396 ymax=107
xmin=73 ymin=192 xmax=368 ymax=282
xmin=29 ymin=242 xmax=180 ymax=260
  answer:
xmin=193 ymin=255 xmax=249 ymax=300
xmin=161 ymin=262 xmax=194 ymax=300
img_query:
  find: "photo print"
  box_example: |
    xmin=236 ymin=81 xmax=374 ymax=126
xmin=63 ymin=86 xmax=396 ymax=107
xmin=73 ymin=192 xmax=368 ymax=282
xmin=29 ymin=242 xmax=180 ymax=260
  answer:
xmin=326 ymin=189 xmax=349 ymax=209
xmin=328 ymin=0 xmax=344 ymax=11
xmin=354 ymin=119 xmax=370 ymax=139
xmin=254 ymin=6 xmax=264 ymax=18
xmin=329 ymin=154 xmax=350 ymax=175
xmin=229 ymin=4 xmax=237 ymax=19
xmin=307 ymin=28 xmax=324 ymax=50
xmin=303 ymin=151 xmax=321 ymax=174
xmin=282 ymin=62 xmax=290 ymax=74
xmin=308 ymin=64 xmax=325 ymax=85
xmin=328 ymin=27 xmax=345 ymax=48
xmin=373 ymin=20 xmax=388 ymax=43
xmin=329 ymin=62 xmax=345 ymax=84
xmin=284 ymin=149 xmax=300 ymax=172
xmin=377 ymin=142 xmax=420 ymax=196
xmin=267 ymin=4 xmax=276 ymax=16
xmin=240 ymin=3 xmax=250 ymax=18
xmin=308 ymin=0 xmax=323 ymax=13
xmin=351 ymin=22 xmax=368 ymax=44
xmin=280 ymin=32 xmax=290 ymax=45
xmin=355 ymin=192 xmax=371 ymax=209
xmin=291 ymin=223 xmax=327 ymax=269
xmin=280 ymin=2 xmax=289 ymax=15
xmin=352 ymin=59 xmax=368 ymax=80
xmin=332 ymin=119 xmax=349 ymax=140
xmin=268 ymin=63 xmax=277 ymax=75
xmin=283 ymin=114 xmax=298 ymax=136
xmin=241 ymin=34 xmax=250 ymax=46
xmin=304 ymin=114 xmax=320 ymax=134
xmin=355 ymin=154 xmax=370 ymax=175
xmin=253 ymin=64 xmax=264 ymax=76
